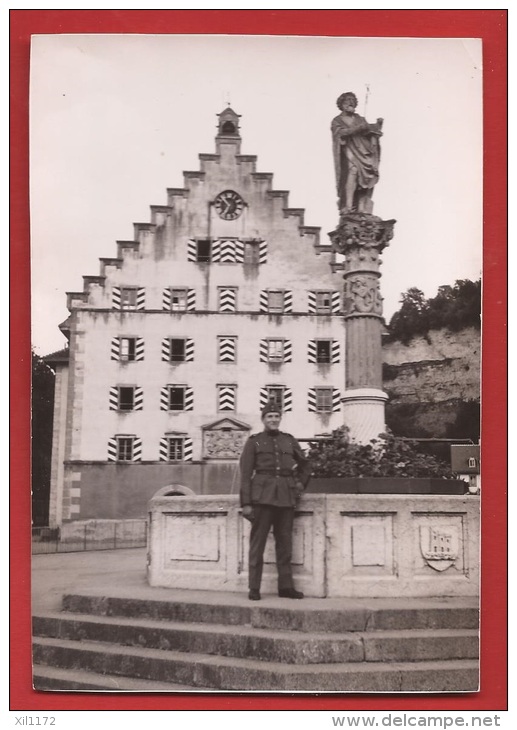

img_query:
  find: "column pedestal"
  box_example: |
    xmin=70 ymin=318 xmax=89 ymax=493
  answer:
xmin=341 ymin=388 xmax=389 ymax=445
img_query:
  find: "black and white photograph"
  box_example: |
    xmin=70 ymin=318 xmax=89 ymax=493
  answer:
xmin=30 ymin=33 xmax=483 ymax=694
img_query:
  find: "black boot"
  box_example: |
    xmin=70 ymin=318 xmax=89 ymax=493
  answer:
xmin=278 ymin=588 xmax=304 ymax=599
xmin=249 ymin=589 xmax=261 ymax=601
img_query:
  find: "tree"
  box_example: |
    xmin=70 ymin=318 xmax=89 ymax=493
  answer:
xmin=307 ymin=427 xmax=455 ymax=479
xmin=386 ymin=279 xmax=481 ymax=344
xmin=31 ymin=351 xmax=55 ymax=526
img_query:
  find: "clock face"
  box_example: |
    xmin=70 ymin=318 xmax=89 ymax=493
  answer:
xmin=214 ymin=190 xmax=244 ymax=220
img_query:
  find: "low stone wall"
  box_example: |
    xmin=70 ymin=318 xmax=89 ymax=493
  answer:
xmin=147 ymin=494 xmax=479 ymax=598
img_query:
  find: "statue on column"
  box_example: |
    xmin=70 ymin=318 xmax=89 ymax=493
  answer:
xmin=331 ymin=91 xmax=383 ymax=216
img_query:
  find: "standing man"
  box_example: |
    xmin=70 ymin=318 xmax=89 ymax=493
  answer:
xmin=239 ymin=402 xmax=312 ymax=601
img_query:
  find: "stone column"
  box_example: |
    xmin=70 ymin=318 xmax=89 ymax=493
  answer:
xmin=329 ymin=213 xmax=396 ymax=444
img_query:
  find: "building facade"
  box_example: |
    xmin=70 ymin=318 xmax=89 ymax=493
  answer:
xmin=46 ymin=108 xmax=347 ymax=525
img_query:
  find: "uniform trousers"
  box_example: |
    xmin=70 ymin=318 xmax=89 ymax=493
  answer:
xmin=248 ymin=504 xmax=295 ymax=592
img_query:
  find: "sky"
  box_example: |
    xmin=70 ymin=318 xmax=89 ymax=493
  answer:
xmin=29 ymin=34 xmax=483 ymax=355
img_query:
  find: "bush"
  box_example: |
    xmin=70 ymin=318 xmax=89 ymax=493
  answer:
xmin=307 ymin=426 xmax=455 ymax=479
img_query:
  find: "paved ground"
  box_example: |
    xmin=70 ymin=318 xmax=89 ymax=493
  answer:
xmin=32 ymin=548 xmax=479 ymax=614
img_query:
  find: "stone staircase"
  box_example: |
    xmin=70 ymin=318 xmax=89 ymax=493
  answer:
xmin=32 ymin=592 xmax=479 ymax=692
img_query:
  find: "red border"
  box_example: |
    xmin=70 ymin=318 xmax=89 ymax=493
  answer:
xmin=10 ymin=10 xmax=507 ymax=711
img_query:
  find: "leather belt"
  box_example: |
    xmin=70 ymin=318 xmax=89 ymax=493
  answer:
xmin=255 ymin=470 xmax=293 ymax=477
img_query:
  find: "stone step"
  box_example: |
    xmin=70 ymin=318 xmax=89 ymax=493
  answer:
xmin=33 ymin=612 xmax=478 ymax=665
xmin=32 ymin=664 xmax=202 ymax=692
xmin=32 ymin=636 xmax=479 ymax=692
xmin=61 ymin=593 xmax=479 ymax=633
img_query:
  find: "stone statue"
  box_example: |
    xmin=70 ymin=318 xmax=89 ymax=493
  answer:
xmin=331 ymin=92 xmax=383 ymax=215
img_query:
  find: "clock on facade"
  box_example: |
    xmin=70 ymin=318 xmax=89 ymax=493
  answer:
xmin=214 ymin=190 xmax=245 ymax=220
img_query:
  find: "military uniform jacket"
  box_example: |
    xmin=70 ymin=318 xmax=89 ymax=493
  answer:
xmin=239 ymin=430 xmax=312 ymax=508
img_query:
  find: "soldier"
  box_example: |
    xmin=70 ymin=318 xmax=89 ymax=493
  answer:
xmin=239 ymin=402 xmax=312 ymax=601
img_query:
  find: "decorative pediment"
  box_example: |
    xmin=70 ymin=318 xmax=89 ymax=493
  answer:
xmin=202 ymin=417 xmax=251 ymax=432
xmin=202 ymin=417 xmax=251 ymax=459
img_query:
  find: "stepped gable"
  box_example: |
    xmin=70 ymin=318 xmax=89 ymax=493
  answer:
xmin=68 ymin=107 xmax=325 ymax=313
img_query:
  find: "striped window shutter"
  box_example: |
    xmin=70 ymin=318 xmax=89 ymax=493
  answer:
xmin=211 ymin=239 xmax=221 ymax=262
xmin=331 ymin=340 xmax=340 ymax=363
xmin=308 ymin=387 xmax=341 ymax=412
xmin=162 ymin=288 xmax=171 ymax=310
xmin=283 ymin=340 xmax=292 ymax=363
xmin=308 ymin=388 xmax=317 ymax=413
xmin=185 ymin=339 xmax=195 ymax=361
xmin=219 ymin=288 xmax=236 ymax=312
xmin=136 ymin=288 xmax=145 ymax=310
xmin=159 ymin=436 xmax=193 ymax=462
xmin=218 ymin=386 xmax=236 ymax=411
xmin=234 ymin=240 xmax=245 ymax=263
xmin=219 ymin=337 xmax=236 ymax=362
xmin=259 ymin=240 xmax=268 ymax=264
xmin=283 ymin=291 xmax=293 ymax=313
xmin=219 ymin=240 xmax=236 ymax=263
xmin=112 ymin=287 xmax=121 ymax=310
xmin=259 ymin=387 xmax=292 ymax=412
xmin=135 ymin=338 xmax=145 ymax=361
xmin=308 ymin=291 xmax=317 ymax=314
xmin=133 ymin=387 xmax=143 ymax=411
xmin=187 ymin=239 xmax=197 ymax=261
xmin=332 ymin=291 xmax=341 ymax=314
xmin=160 ymin=386 xmax=170 ymax=411
xmin=332 ymin=388 xmax=341 ymax=412
xmin=259 ymin=291 xmax=269 ymax=312
xmin=109 ymin=387 xmax=119 ymax=411
xmin=308 ymin=340 xmax=317 ymax=363
xmin=283 ymin=387 xmax=293 ymax=412
xmin=187 ymin=289 xmax=196 ymax=311
xmin=161 ymin=338 xmax=171 ymax=362
xmin=132 ymin=437 xmax=142 ymax=461
xmin=107 ymin=438 xmax=118 ymax=462
xmin=111 ymin=338 xmax=121 ymax=360
xmin=259 ymin=339 xmax=269 ymax=363
xmin=184 ymin=386 xmax=194 ymax=411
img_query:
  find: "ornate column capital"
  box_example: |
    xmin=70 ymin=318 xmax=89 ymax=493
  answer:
xmin=329 ymin=212 xmax=396 ymax=256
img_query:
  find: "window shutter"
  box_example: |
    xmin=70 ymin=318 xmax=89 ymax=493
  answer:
xmin=332 ymin=291 xmax=341 ymax=314
xmin=219 ymin=288 xmax=236 ymax=312
xmin=185 ymin=339 xmax=195 ymax=362
xmin=283 ymin=387 xmax=293 ymax=412
xmin=162 ymin=288 xmax=171 ymax=310
xmin=107 ymin=438 xmax=118 ymax=462
xmin=331 ymin=340 xmax=340 ymax=363
xmin=184 ymin=386 xmax=194 ymax=411
xmin=161 ymin=338 xmax=171 ymax=362
xmin=308 ymin=388 xmax=317 ymax=412
xmin=259 ymin=240 xmax=268 ymax=264
xmin=234 ymin=240 xmax=245 ymax=263
xmin=187 ymin=239 xmax=197 ymax=262
xmin=218 ymin=386 xmax=236 ymax=411
xmin=219 ymin=240 xmax=236 ymax=263
xmin=159 ymin=437 xmax=169 ymax=461
xmin=283 ymin=340 xmax=292 ymax=363
xmin=136 ymin=288 xmax=145 ymax=310
xmin=183 ymin=437 xmax=193 ymax=461
xmin=187 ymin=289 xmax=196 ymax=311
xmin=132 ymin=437 xmax=142 ymax=461
xmin=134 ymin=387 xmax=143 ymax=411
xmin=308 ymin=291 xmax=317 ymax=314
xmin=259 ymin=339 xmax=268 ymax=362
xmin=332 ymin=388 xmax=341 ymax=412
xmin=259 ymin=290 xmax=269 ymax=312
xmin=112 ymin=287 xmax=121 ymax=310
xmin=160 ymin=386 xmax=169 ymax=411
xmin=283 ymin=291 xmax=293 ymax=313
xmin=111 ymin=338 xmax=120 ymax=361
xmin=219 ymin=337 xmax=236 ymax=362
xmin=109 ymin=387 xmax=119 ymax=411
xmin=135 ymin=338 xmax=145 ymax=361
xmin=308 ymin=340 xmax=317 ymax=363
xmin=259 ymin=388 xmax=269 ymax=409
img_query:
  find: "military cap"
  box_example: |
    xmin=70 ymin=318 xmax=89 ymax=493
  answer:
xmin=261 ymin=401 xmax=282 ymax=418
